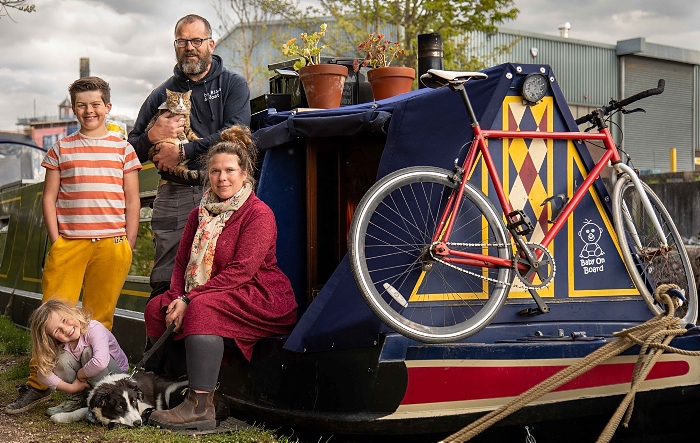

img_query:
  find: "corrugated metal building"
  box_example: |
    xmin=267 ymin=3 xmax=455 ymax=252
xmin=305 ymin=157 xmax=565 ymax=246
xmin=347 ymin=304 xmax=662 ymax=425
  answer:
xmin=464 ymin=28 xmax=699 ymax=173
xmin=218 ymin=24 xmax=700 ymax=172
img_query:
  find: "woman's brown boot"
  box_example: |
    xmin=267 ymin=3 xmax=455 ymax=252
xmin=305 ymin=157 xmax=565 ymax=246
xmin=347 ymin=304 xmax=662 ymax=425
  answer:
xmin=148 ymin=389 xmax=216 ymax=430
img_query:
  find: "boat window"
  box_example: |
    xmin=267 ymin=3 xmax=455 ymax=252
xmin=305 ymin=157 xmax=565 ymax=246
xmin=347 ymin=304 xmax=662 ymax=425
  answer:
xmin=128 ymin=203 xmax=154 ymax=277
xmin=0 ymin=217 xmax=9 ymax=266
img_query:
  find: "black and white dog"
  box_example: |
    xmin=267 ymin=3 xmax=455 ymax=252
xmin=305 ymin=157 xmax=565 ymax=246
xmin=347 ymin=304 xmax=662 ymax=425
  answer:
xmin=51 ymin=372 xmax=188 ymax=427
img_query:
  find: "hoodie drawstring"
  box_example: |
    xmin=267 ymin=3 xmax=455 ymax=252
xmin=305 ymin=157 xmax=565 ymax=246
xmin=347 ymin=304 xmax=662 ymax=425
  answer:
xmin=186 ymin=80 xmax=203 ymax=124
xmin=204 ymin=80 xmax=214 ymax=121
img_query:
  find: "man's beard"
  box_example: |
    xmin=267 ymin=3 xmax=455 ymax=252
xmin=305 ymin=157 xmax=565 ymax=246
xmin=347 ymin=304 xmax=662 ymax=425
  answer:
xmin=178 ymin=49 xmax=212 ymax=76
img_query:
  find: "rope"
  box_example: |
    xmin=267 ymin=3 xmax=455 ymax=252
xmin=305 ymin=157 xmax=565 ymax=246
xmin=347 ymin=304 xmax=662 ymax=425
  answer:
xmin=439 ymin=284 xmax=700 ymax=443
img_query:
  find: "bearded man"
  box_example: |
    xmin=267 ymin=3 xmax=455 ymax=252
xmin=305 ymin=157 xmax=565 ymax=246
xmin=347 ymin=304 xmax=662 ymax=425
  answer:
xmin=128 ymin=14 xmax=251 ymax=299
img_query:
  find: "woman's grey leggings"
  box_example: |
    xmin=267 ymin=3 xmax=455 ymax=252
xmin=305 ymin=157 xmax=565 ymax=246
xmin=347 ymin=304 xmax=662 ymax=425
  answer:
xmin=185 ymin=334 xmax=224 ymax=392
xmin=54 ymin=346 xmax=123 ymax=386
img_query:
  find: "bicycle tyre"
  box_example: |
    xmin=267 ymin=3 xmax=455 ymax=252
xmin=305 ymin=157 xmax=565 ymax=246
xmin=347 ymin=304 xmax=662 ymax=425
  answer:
xmin=612 ymin=176 xmax=698 ymax=325
xmin=349 ymin=166 xmax=514 ymax=343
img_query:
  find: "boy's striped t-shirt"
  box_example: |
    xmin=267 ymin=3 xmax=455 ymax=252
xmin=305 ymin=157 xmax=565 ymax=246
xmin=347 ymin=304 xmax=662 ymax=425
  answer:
xmin=41 ymin=131 xmax=142 ymax=238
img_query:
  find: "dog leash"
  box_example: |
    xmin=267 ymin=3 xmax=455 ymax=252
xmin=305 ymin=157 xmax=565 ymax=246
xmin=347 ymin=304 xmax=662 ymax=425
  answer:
xmin=130 ymin=323 xmax=175 ymax=377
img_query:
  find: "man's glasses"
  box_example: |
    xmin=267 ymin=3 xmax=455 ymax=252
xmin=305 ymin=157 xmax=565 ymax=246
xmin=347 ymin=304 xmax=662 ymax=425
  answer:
xmin=174 ymin=38 xmax=212 ymax=48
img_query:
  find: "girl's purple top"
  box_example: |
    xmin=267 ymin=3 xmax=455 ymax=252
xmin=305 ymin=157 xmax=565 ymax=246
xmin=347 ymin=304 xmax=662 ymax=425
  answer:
xmin=38 ymin=320 xmax=129 ymax=390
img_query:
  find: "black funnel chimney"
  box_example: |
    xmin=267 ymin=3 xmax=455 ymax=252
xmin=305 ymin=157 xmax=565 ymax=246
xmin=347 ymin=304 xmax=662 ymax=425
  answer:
xmin=417 ymin=33 xmax=443 ymax=88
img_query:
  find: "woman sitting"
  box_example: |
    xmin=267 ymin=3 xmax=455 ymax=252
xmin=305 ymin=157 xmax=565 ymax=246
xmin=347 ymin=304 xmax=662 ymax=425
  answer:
xmin=145 ymin=125 xmax=298 ymax=431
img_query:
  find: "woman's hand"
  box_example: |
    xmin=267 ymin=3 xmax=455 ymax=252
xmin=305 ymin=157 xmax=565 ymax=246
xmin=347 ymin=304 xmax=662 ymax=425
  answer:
xmin=165 ymin=298 xmax=188 ymax=333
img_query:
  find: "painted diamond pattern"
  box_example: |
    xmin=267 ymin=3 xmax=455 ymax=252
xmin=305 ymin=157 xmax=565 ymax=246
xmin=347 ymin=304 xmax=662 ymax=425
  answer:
xmin=506 ymin=100 xmax=551 ymax=243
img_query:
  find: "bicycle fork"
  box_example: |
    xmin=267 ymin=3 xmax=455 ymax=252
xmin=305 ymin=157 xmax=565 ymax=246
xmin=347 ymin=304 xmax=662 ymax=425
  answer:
xmin=612 ymin=163 xmax=668 ymax=252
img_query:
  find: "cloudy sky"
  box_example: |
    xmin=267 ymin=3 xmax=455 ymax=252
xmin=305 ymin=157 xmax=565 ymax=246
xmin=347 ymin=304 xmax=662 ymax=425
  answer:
xmin=0 ymin=0 xmax=698 ymax=132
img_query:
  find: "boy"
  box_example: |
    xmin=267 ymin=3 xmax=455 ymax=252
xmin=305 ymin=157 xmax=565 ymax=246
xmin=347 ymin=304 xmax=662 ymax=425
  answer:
xmin=4 ymin=76 xmax=142 ymax=415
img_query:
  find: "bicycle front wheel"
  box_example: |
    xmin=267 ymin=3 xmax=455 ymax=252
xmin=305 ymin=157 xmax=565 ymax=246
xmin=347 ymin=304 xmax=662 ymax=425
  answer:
xmin=612 ymin=176 xmax=697 ymax=324
xmin=349 ymin=166 xmax=513 ymax=343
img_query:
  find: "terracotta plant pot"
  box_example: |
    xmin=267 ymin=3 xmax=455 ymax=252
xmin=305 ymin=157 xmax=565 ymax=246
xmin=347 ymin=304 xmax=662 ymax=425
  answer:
xmin=298 ymin=64 xmax=349 ymax=109
xmin=367 ymin=66 xmax=416 ymax=101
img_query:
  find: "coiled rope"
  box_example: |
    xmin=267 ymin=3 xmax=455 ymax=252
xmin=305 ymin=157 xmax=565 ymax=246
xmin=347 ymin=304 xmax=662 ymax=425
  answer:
xmin=439 ymin=284 xmax=700 ymax=443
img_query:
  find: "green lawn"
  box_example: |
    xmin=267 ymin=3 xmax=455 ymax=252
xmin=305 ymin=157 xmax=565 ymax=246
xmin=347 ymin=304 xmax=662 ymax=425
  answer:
xmin=0 ymin=316 xmax=299 ymax=443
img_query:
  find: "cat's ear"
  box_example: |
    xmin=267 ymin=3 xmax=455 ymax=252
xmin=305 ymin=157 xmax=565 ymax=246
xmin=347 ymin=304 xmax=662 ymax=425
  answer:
xmin=165 ymin=89 xmax=174 ymax=98
xmin=184 ymin=90 xmax=192 ymax=99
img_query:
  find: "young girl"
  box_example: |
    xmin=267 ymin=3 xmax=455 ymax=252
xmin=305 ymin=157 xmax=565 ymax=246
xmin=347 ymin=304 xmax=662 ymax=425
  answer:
xmin=29 ymin=299 xmax=130 ymax=416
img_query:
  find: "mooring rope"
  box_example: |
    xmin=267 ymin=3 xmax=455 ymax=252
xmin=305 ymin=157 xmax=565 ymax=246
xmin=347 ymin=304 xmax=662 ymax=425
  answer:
xmin=439 ymin=283 xmax=700 ymax=443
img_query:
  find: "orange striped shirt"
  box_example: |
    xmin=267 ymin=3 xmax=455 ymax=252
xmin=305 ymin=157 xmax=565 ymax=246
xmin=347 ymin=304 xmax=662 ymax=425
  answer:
xmin=41 ymin=131 xmax=142 ymax=238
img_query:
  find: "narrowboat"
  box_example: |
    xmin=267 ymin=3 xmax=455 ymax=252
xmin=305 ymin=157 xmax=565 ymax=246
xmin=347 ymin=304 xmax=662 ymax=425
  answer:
xmin=1 ymin=63 xmax=699 ymax=441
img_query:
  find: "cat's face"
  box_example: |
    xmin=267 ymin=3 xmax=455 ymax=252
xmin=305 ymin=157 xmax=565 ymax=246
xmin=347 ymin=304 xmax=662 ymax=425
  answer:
xmin=160 ymin=89 xmax=192 ymax=115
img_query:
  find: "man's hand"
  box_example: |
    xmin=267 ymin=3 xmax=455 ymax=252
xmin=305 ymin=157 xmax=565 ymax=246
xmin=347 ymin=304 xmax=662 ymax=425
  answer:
xmin=147 ymin=112 xmax=185 ymax=143
xmin=153 ymin=142 xmax=180 ymax=172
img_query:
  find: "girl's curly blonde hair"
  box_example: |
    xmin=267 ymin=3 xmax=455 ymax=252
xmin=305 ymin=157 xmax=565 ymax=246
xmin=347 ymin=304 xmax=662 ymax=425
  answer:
xmin=29 ymin=299 xmax=91 ymax=377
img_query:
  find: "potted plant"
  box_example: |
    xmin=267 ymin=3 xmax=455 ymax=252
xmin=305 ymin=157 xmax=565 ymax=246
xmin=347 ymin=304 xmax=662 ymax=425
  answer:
xmin=281 ymin=23 xmax=348 ymax=109
xmin=353 ymin=33 xmax=415 ymax=100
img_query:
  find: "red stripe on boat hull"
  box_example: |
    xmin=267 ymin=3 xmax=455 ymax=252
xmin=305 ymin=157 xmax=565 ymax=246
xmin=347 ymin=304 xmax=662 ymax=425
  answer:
xmin=401 ymin=360 xmax=689 ymax=405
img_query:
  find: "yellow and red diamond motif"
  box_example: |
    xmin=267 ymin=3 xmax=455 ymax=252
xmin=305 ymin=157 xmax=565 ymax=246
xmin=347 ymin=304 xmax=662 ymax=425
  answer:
xmin=502 ymin=96 xmax=554 ymax=292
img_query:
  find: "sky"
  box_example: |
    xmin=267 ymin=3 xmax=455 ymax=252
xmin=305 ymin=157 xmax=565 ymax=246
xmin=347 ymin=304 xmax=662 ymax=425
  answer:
xmin=0 ymin=0 xmax=698 ymax=132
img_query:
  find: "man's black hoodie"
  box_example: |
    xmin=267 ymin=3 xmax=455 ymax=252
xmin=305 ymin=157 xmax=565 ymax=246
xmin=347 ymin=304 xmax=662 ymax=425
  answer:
xmin=128 ymin=55 xmax=251 ymax=185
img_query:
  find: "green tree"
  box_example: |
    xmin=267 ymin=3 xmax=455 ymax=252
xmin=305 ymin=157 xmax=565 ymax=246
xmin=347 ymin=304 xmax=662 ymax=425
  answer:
xmin=214 ymin=0 xmax=306 ymax=94
xmin=0 ymin=0 xmax=35 ymax=21
xmin=273 ymin=0 xmax=519 ymax=70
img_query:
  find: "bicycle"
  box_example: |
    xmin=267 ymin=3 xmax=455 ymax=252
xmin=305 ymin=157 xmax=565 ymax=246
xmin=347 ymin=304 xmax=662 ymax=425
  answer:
xmin=348 ymin=68 xmax=697 ymax=343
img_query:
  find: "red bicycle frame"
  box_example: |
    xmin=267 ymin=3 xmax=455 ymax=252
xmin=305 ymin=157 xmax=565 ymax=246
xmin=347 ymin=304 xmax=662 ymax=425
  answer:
xmin=432 ymin=124 xmax=621 ymax=270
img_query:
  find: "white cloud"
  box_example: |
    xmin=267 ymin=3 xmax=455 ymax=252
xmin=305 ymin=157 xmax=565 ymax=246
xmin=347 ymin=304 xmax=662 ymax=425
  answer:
xmin=0 ymin=0 xmax=222 ymax=131
xmin=0 ymin=0 xmax=697 ymax=131
xmin=504 ymin=0 xmax=700 ymax=49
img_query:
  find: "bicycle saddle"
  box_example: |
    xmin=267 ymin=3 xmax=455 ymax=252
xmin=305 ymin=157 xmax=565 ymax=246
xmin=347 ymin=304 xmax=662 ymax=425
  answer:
xmin=421 ymin=69 xmax=488 ymax=83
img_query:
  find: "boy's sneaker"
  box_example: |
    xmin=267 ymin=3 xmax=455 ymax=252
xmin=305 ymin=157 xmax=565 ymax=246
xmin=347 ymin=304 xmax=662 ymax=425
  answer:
xmin=46 ymin=392 xmax=85 ymax=416
xmin=4 ymin=384 xmax=51 ymax=414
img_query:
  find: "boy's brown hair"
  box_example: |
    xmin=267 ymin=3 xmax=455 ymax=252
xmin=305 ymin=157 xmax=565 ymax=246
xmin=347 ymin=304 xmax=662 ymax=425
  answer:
xmin=68 ymin=76 xmax=111 ymax=106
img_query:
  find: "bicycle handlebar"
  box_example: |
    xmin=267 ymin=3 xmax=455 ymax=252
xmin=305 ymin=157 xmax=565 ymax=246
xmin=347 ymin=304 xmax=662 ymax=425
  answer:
xmin=574 ymin=79 xmax=665 ymax=126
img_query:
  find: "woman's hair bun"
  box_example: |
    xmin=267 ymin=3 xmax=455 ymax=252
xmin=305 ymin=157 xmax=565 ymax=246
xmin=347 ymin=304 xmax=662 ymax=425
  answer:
xmin=220 ymin=125 xmax=253 ymax=146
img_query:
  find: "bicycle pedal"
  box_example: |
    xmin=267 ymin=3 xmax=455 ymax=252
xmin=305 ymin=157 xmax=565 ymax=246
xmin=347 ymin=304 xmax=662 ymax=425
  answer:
xmin=506 ymin=210 xmax=534 ymax=236
xmin=519 ymin=307 xmax=548 ymax=316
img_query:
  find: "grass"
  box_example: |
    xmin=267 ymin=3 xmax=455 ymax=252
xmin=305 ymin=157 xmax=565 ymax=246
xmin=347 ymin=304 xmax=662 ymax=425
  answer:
xmin=0 ymin=317 xmax=31 ymax=355
xmin=0 ymin=316 xmax=300 ymax=443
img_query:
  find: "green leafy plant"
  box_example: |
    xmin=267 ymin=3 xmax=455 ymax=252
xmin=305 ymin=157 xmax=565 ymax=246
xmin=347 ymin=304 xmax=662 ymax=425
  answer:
xmin=353 ymin=33 xmax=405 ymax=72
xmin=281 ymin=23 xmax=328 ymax=70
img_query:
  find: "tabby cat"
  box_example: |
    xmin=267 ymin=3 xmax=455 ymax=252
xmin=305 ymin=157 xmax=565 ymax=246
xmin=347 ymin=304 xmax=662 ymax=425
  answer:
xmin=145 ymin=89 xmax=200 ymax=181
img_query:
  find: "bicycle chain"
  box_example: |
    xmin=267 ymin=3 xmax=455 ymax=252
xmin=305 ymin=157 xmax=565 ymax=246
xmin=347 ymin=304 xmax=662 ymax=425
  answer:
xmin=428 ymin=241 xmax=554 ymax=290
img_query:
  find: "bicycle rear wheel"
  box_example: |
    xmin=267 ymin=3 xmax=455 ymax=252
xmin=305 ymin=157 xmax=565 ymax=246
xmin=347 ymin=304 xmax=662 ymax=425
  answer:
xmin=349 ymin=166 xmax=514 ymax=343
xmin=612 ymin=176 xmax=697 ymax=324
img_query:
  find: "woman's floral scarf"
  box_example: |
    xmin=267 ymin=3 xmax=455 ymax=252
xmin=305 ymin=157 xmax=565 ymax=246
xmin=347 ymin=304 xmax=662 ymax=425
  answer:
xmin=184 ymin=184 xmax=252 ymax=293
